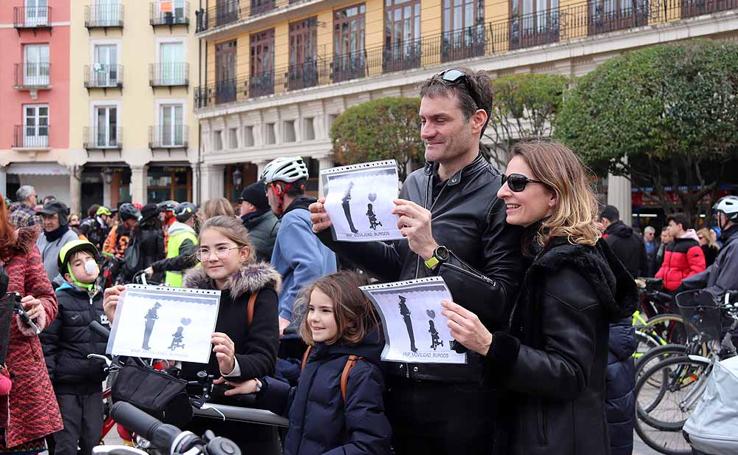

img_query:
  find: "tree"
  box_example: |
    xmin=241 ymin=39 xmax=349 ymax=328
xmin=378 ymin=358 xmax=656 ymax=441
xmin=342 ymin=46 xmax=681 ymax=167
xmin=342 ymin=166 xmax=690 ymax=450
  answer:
xmin=555 ymin=40 xmax=738 ymax=222
xmin=331 ymin=97 xmax=423 ymax=180
xmin=485 ymin=73 xmax=569 ymax=168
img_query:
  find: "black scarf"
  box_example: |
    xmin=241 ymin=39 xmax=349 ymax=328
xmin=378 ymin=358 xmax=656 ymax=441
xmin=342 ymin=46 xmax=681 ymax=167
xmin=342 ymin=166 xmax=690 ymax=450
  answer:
xmin=44 ymin=224 xmax=70 ymax=242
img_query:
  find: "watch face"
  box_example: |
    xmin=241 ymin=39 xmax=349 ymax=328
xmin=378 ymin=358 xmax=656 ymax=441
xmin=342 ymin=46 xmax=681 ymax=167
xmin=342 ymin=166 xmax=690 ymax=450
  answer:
xmin=435 ymin=246 xmax=450 ymax=261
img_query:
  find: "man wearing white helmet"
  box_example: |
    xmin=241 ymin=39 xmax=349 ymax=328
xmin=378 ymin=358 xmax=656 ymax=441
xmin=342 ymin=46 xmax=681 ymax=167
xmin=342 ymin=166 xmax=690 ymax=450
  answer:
xmin=262 ymin=156 xmax=337 ymax=333
xmin=683 ymin=195 xmax=738 ymax=297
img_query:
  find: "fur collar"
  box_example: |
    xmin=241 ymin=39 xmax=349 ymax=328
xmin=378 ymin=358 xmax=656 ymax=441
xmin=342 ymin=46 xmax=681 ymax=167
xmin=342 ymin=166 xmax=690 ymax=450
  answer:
xmin=184 ymin=262 xmax=281 ymax=298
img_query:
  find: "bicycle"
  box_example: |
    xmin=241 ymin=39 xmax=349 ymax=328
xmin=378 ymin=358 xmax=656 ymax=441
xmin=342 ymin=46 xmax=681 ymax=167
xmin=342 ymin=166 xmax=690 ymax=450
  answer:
xmin=634 ymin=290 xmax=738 ymax=455
xmin=633 ymin=278 xmax=688 ymax=360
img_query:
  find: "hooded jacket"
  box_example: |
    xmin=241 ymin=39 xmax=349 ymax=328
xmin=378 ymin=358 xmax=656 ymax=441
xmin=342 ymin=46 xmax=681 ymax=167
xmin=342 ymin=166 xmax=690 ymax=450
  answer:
xmin=603 ymin=220 xmax=647 ymax=278
xmin=36 ymin=226 xmax=79 ymax=284
xmin=40 ymin=283 xmax=108 ymax=394
xmin=242 ymin=209 xmax=279 ymax=262
xmin=183 ymin=262 xmax=281 ymax=380
xmin=485 ymin=237 xmax=637 ymax=455
xmin=256 ymin=331 xmax=392 ymax=455
xmin=683 ymin=224 xmax=738 ymax=298
xmin=656 ymin=230 xmax=706 ymax=291
xmin=605 ymin=319 xmax=636 ymax=455
xmin=271 ymin=197 xmax=337 ymax=321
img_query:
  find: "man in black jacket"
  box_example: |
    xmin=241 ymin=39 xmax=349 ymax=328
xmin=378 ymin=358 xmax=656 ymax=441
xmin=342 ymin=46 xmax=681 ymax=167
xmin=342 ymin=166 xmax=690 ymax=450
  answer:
xmin=310 ymin=68 xmax=523 ymax=454
xmin=239 ymin=181 xmax=279 ymax=262
xmin=600 ymin=205 xmax=648 ymax=278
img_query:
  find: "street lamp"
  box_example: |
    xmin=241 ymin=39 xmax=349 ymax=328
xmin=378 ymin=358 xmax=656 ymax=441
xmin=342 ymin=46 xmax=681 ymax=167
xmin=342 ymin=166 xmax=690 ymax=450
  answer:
xmin=232 ymin=167 xmax=243 ymax=189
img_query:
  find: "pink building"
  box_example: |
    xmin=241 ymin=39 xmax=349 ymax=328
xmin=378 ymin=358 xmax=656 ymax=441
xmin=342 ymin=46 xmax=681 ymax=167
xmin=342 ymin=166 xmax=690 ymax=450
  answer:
xmin=0 ymin=0 xmax=70 ymax=203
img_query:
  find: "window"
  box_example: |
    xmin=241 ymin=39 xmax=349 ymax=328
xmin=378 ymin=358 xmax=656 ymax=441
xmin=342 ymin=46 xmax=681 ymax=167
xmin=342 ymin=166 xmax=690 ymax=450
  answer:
xmin=156 ymin=0 xmax=187 ymax=23
xmin=159 ymin=104 xmax=184 ymax=147
xmin=213 ymin=130 xmax=223 ymax=151
xmin=333 ymin=4 xmax=366 ymax=82
xmin=589 ymin=0 xmax=649 ymax=35
xmin=23 ymin=104 xmax=49 ymax=148
xmin=283 ymin=120 xmax=296 ymax=142
xmin=441 ymin=0 xmax=485 ymax=61
xmin=94 ymin=105 xmax=118 ymax=147
xmin=288 ymin=18 xmax=318 ymax=90
xmin=250 ymin=30 xmax=274 ymax=98
xmin=23 ymin=44 xmax=49 ymax=87
xmin=159 ymin=42 xmax=185 ymax=85
xmin=228 ymin=127 xmax=239 ymax=148
xmin=216 ymin=0 xmax=239 ymax=26
xmin=243 ymin=125 xmax=254 ymax=146
xmin=91 ymin=0 xmax=121 ymax=26
xmin=327 ymin=113 xmax=338 ymax=133
xmin=25 ymin=0 xmax=48 ymax=27
xmin=509 ymin=0 xmax=560 ymax=50
xmin=303 ymin=117 xmax=315 ymax=140
xmin=251 ymin=0 xmax=275 ymax=16
xmin=93 ymin=44 xmax=119 ymax=87
xmin=264 ymin=122 xmax=276 ymax=144
xmin=384 ymin=0 xmax=421 ymax=72
xmin=215 ymin=40 xmax=236 ymax=104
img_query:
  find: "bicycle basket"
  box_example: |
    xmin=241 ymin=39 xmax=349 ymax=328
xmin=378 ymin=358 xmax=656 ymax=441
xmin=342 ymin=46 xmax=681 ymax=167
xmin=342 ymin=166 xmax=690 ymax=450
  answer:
xmin=676 ymin=290 xmax=722 ymax=342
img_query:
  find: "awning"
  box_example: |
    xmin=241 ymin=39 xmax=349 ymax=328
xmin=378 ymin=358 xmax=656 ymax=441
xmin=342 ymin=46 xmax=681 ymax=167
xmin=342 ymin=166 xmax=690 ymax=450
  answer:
xmin=6 ymin=163 xmax=69 ymax=176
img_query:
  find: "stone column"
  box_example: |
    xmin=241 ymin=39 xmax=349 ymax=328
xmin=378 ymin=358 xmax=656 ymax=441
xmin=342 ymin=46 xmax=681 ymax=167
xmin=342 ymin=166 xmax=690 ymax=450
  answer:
xmin=317 ymin=156 xmax=333 ymax=196
xmin=102 ymin=170 xmax=112 ymax=208
xmin=0 ymin=167 xmax=6 ymax=200
xmin=191 ymin=162 xmax=200 ymax=205
xmin=256 ymin=160 xmax=269 ymax=179
xmin=68 ymin=168 xmax=82 ymax=216
xmin=200 ymin=164 xmax=225 ymax=202
xmin=607 ymin=172 xmax=632 ymax=226
xmin=130 ymin=165 xmax=148 ymax=204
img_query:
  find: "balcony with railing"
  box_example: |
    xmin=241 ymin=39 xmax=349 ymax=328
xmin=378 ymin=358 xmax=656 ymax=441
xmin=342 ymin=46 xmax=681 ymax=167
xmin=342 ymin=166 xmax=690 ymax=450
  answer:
xmin=84 ymin=127 xmax=122 ymax=150
xmin=85 ymin=64 xmax=123 ymax=89
xmin=149 ymin=63 xmax=189 ymax=87
xmin=13 ymin=6 xmax=51 ymax=29
xmin=196 ymin=0 xmax=315 ymax=33
xmin=150 ymin=1 xmax=190 ymax=26
xmin=195 ymin=0 xmax=738 ymax=109
xmin=149 ymin=125 xmax=189 ymax=149
xmin=14 ymin=63 xmax=51 ymax=90
xmin=85 ymin=3 xmax=124 ymax=28
xmin=13 ymin=125 xmax=49 ymax=149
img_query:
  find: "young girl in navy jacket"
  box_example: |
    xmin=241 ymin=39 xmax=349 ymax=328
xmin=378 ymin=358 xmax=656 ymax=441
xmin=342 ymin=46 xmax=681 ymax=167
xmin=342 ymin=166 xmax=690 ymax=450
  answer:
xmin=221 ymin=271 xmax=392 ymax=455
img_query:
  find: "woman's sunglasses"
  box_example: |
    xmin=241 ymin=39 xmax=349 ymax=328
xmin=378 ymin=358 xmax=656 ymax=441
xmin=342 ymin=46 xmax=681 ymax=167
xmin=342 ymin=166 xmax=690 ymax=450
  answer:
xmin=501 ymin=173 xmax=546 ymax=192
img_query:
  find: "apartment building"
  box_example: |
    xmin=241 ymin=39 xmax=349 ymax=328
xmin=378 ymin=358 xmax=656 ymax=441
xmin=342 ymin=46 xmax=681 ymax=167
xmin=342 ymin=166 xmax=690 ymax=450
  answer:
xmin=69 ymin=0 xmax=200 ymax=210
xmin=0 ymin=0 xmax=72 ymax=206
xmin=193 ymin=0 xmax=738 ymax=211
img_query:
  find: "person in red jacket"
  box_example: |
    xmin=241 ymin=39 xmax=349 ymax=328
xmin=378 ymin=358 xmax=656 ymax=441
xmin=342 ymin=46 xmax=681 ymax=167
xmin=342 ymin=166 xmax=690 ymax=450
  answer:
xmin=655 ymin=213 xmax=706 ymax=292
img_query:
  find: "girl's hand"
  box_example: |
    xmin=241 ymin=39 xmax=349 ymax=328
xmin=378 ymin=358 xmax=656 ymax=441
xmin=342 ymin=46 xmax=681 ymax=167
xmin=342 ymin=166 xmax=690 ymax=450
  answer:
xmin=211 ymin=332 xmax=236 ymax=375
xmin=20 ymin=295 xmax=43 ymax=321
xmin=441 ymin=300 xmax=493 ymax=356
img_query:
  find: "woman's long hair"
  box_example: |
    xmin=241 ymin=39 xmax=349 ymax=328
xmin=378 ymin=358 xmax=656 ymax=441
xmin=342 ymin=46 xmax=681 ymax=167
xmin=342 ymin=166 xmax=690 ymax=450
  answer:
xmin=510 ymin=141 xmax=600 ymax=246
xmin=0 ymin=193 xmax=22 ymax=260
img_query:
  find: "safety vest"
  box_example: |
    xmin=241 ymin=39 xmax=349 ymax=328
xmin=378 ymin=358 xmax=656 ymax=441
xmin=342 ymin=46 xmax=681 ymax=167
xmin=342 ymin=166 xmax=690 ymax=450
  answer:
xmin=164 ymin=227 xmax=198 ymax=287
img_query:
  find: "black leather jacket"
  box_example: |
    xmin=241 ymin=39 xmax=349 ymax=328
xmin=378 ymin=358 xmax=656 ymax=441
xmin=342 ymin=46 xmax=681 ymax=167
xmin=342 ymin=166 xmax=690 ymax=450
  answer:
xmin=318 ymin=154 xmax=523 ymax=382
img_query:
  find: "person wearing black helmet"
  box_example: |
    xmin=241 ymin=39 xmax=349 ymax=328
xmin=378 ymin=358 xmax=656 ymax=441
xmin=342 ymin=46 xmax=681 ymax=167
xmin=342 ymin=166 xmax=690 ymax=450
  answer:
xmin=36 ymin=201 xmax=80 ymax=286
xmin=119 ymin=203 xmax=165 ymax=283
xmin=145 ymin=202 xmax=199 ymax=287
xmin=102 ymin=202 xmax=140 ymax=260
xmin=41 ymin=240 xmax=108 ymax=455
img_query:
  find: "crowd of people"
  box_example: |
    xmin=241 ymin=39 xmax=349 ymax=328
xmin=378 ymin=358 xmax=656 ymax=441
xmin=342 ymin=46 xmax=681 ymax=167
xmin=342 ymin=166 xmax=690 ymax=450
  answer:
xmin=0 ymin=67 xmax=736 ymax=455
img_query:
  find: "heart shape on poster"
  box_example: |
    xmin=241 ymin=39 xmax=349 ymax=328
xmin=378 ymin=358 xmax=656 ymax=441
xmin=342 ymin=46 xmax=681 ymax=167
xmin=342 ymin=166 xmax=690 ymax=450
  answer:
xmin=426 ymin=309 xmax=435 ymax=319
xmin=368 ymin=192 xmax=377 ymax=202
xmin=181 ymin=318 xmax=192 ymax=326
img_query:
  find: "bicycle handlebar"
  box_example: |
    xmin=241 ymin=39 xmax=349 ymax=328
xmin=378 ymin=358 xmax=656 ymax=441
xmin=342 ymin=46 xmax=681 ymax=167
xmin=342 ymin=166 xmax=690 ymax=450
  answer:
xmin=111 ymin=402 xmax=187 ymax=452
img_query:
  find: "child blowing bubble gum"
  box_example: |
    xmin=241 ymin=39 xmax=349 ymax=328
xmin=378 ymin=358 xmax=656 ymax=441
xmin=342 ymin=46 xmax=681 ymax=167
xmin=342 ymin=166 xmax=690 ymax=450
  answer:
xmin=221 ymin=271 xmax=392 ymax=455
xmin=41 ymin=240 xmax=108 ymax=455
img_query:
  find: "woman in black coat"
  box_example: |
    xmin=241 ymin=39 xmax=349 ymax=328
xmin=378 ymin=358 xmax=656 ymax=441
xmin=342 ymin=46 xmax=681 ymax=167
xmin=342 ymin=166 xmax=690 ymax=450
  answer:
xmin=443 ymin=142 xmax=637 ymax=455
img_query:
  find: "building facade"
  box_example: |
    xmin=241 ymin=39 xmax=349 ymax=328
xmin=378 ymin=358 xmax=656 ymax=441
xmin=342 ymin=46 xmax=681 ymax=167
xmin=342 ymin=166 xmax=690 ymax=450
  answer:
xmin=69 ymin=0 xmax=200 ymax=212
xmin=194 ymin=0 xmax=738 ymax=212
xmin=0 ymin=0 xmax=71 ymax=206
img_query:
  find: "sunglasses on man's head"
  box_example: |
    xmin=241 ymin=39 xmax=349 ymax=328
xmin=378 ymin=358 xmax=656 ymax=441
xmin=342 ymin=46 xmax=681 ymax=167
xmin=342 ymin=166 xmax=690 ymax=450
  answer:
xmin=439 ymin=69 xmax=486 ymax=116
xmin=501 ymin=173 xmax=546 ymax=192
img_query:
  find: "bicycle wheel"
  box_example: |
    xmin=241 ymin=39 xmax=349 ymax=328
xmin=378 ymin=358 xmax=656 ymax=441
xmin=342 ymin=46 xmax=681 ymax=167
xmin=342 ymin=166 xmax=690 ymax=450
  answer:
xmin=634 ymin=329 xmax=662 ymax=361
xmin=634 ymin=356 xmax=711 ymax=455
xmin=637 ymin=313 xmax=689 ymax=346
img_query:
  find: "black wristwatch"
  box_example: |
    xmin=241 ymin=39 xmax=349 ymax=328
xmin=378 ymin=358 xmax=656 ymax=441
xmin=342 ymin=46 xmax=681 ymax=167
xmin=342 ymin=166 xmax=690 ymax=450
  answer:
xmin=424 ymin=245 xmax=450 ymax=270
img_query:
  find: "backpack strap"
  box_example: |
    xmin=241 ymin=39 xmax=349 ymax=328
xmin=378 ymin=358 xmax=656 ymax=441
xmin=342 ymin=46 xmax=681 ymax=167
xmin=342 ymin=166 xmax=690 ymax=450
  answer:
xmin=340 ymin=355 xmax=362 ymax=402
xmin=246 ymin=291 xmax=259 ymax=326
xmin=300 ymin=345 xmax=312 ymax=371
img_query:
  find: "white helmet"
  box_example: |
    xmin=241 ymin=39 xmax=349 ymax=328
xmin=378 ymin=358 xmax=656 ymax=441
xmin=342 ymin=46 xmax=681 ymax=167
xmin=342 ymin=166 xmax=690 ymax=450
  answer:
xmin=713 ymin=195 xmax=738 ymax=221
xmin=261 ymin=156 xmax=309 ymax=184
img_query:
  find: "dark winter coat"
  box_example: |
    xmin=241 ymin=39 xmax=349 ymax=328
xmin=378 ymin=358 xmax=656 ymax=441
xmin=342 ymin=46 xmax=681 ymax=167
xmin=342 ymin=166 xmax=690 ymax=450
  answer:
xmin=242 ymin=209 xmax=279 ymax=262
xmin=121 ymin=222 xmax=165 ymax=282
xmin=486 ymin=237 xmax=638 ymax=455
xmin=683 ymin=224 xmax=738 ymax=298
xmin=656 ymin=232 xmax=706 ymax=291
xmin=40 ymin=283 xmax=108 ymax=394
xmin=606 ymin=319 xmax=636 ymax=455
xmin=604 ymin=220 xmax=648 ymax=278
xmin=0 ymin=228 xmax=63 ymax=447
xmin=256 ymin=332 xmax=392 ymax=455
xmin=182 ymin=262 xmax=281 ymax=381
xmin=318 ymin=154 xmax=523 ymax=383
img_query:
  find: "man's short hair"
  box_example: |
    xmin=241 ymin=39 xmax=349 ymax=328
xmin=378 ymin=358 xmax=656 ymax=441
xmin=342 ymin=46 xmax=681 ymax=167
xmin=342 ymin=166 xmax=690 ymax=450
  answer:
xmin=283 ymin=178 xmax=307 ymax=198
xmin=667 ymin=213 xmax=691 ymax=231
xmin=419 ymin=67 xmax=492 ymax=128
xmin=599 ymin=205 xmax=620 ymax=222
xmin=15 ymin=185 xmax=35 ymax=203
xmin=644 ymin=226 xmax=656 ymax=235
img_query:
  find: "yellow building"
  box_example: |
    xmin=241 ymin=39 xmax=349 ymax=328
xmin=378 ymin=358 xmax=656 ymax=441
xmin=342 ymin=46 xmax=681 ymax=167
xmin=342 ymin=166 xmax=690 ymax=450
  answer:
xmin=194 ymin=0 xmax=738 ymax=200
xmin=69 ymin=0 xmax=199 ymax=211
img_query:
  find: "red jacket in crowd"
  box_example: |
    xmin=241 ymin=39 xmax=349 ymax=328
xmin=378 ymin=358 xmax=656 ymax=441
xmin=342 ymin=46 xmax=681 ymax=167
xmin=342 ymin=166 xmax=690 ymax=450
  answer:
xmin=656 ymin=230 xmax=706 ymax=291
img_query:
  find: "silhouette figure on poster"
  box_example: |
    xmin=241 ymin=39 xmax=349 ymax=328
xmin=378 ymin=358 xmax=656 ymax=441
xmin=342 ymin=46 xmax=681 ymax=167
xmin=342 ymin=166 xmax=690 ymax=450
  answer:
xmin=142 ymin=302 xmax=161 ymax=350
xmin=366 ymin=204 xmax=382 ymax=230
xmin=169 ymin=326 xmax=185 ymax=350
xmin=428 ymin=320 xmax=444 ymax=350
xmin=342 ymin=182 xmax=359 ymax=234
xmin=398 ymin=295 xmax=417 ymax=353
